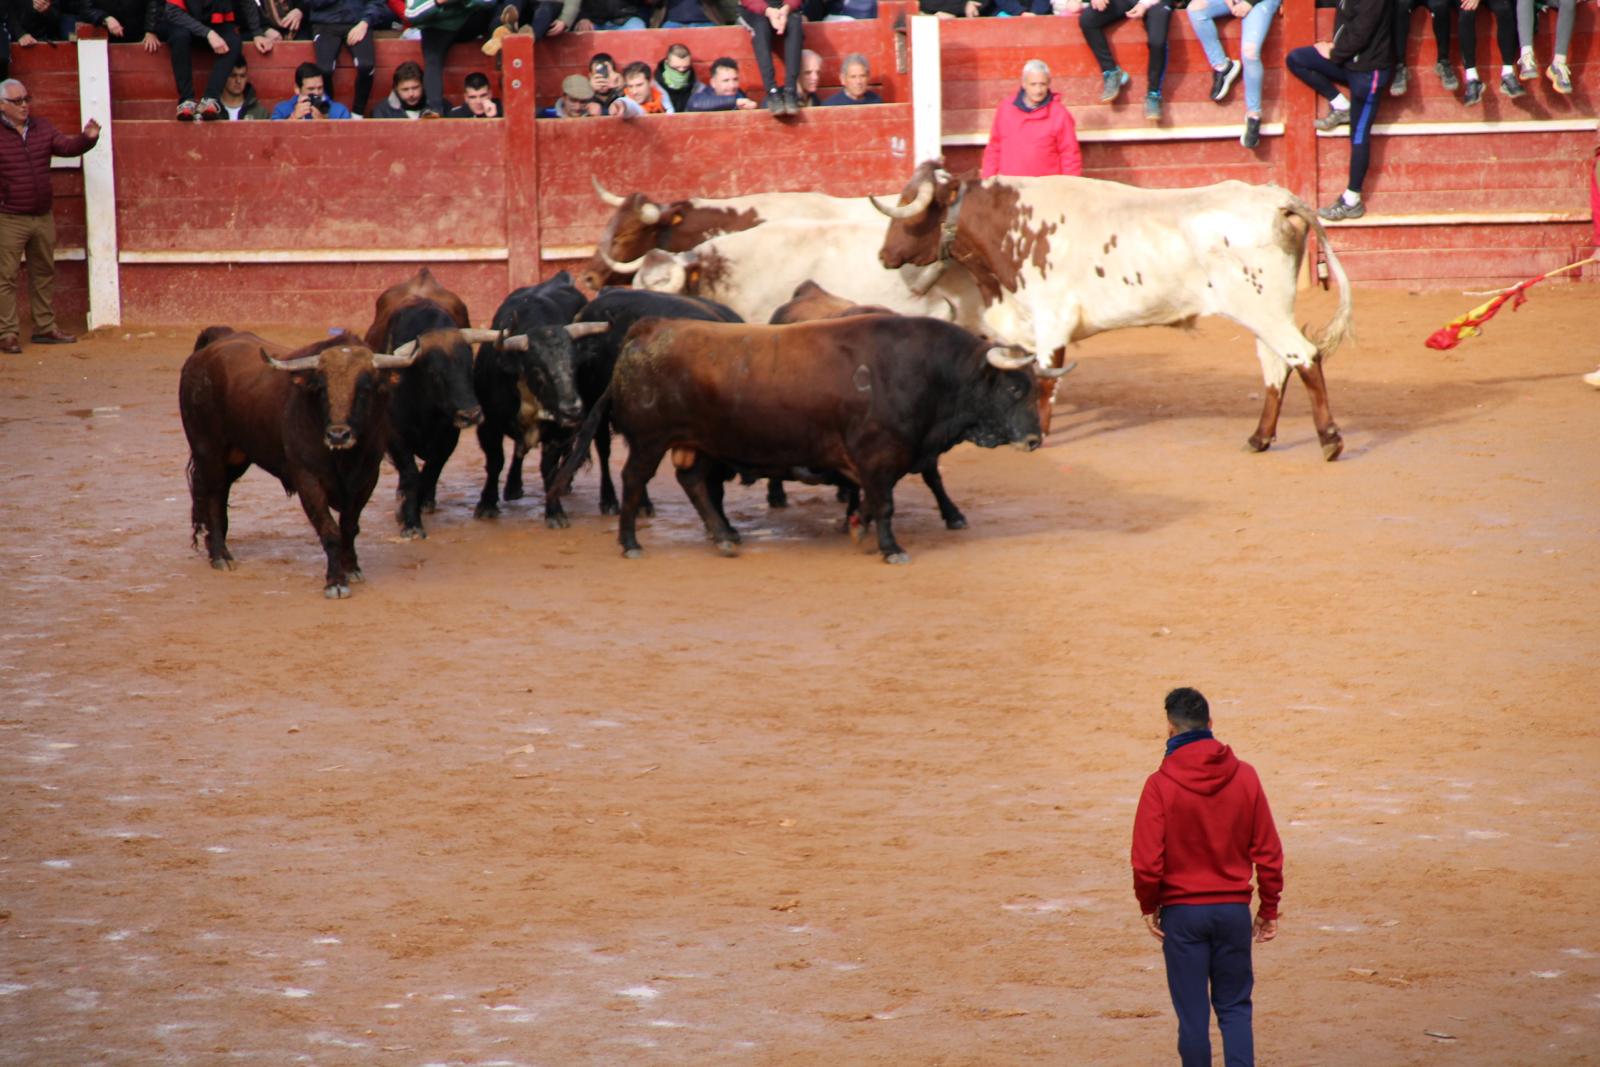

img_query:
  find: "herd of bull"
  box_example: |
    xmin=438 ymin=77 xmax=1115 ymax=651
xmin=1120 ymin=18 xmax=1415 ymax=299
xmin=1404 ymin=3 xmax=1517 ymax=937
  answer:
xmin=179 ymin=165 xmax=1356 ymax=598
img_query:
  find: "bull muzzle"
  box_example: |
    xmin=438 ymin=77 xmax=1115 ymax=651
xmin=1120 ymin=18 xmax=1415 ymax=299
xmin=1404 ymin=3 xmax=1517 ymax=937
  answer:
xmin=555 ymin=400 xmax=583 ymax=426
xmin=1012 ymin=433 xmax=1043 ymax=453
xmin=455 ymin=406 xmax=484 ymax=429
xmin=325 ymin=424 xmax=355 ymax=450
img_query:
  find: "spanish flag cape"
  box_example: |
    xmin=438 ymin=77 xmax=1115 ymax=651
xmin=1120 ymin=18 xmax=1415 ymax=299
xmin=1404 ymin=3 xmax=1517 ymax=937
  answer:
xmin=1425 ymin=147 xmax=1600 ymax=351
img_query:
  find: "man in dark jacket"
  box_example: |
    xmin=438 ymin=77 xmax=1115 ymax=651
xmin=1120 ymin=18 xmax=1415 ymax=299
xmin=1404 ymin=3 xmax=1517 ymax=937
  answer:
xmin=155 ymin=0 xmax=274 ymax=120
xmin=0 ymin=79 xmax=100 ymax=352
xmin=307 ymin=0 xmax=389 ymax=116
xmin=218 ymin=57 xmax=270 ymax=117
xmin=818 ymin=53 xmax=882 ymax=105
xmin=1286 ymin=0 xmax=1393 ymax=220
xmin=74 ymin=0 xmax=164 ymax=44
xmin=7 ymin=0 xmax=72 ymax=47
xmin=370 ymin=60 xmax=432 ymax=118
xmin=1132 ymin=687 xmax=1283 ymax=1067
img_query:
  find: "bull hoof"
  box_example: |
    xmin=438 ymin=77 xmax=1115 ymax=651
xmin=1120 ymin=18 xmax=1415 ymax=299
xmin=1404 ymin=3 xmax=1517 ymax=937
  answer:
xmin=347 ymin=568 xmax=364 ymax=583
xmin=847 ymin=517 xmax=869 ymax=545
xmin=714 ymin=540 xmax=739 ymax=557
xmin=622 ymin=547 xmax=643 ymax=559
xmin=504 ymin=485 xmax=525 ymax=501
xmin=545 ymin=513 xmax=571 ymax=530
xmin=210 ymin=557 xmax=236 ymax=572
xmin=1245 ymin=434 xmax=1274 ymax=453
xmin=882 ymin=551 xmax=911 ymax=565
xmin=1321 ymin=436 xmax=1344 ymax=462
xmin=421 ymin=500 xmax=437 ymax=515
xmin=944 ymin=514 xmax=968 ymax=531
xmin=324 ymin=583 xmax=352 ymax=599
xmin=474 ymin=503 xmax=499 ymax=519
xmin=400 ymin=526 xmax=426 ymax=541
xmin=600 ymin=500 xmax=620 ymax=516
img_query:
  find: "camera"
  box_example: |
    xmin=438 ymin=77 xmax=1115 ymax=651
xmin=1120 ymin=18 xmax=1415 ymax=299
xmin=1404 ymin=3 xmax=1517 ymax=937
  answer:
xmin=306 ymin=94 xmax=331 ymax=114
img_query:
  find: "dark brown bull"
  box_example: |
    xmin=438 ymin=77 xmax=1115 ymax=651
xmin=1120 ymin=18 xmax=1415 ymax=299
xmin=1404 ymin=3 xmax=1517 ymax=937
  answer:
xmin=365 ymin=266 xmax=470 ymax=351
xmin=179 ymin=329 xmax=417 ymax=598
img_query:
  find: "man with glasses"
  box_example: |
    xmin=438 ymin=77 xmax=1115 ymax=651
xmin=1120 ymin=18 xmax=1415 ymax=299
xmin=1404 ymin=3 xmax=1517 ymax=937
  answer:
xmin=0 ymin=79 xmax=100 ymax=353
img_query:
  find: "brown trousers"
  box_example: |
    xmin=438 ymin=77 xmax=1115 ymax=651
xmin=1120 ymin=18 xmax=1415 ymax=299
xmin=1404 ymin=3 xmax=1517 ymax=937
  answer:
xmin=0 ymin=211 xmax=59 ymax=338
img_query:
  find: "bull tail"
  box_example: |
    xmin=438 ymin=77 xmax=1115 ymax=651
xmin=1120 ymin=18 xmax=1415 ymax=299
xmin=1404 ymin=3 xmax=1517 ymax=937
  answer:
xmin=186 ymin=455 xmax=203 ymax=549
xmin=549 ymin=387 xmax=612 ymax=501
xmin=1284 ymin=197 xmax=1355 ymax=361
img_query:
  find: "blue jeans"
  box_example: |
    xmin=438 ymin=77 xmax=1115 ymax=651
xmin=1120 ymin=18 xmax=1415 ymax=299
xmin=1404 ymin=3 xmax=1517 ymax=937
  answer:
xmin=1187 ymin=0 xmax=1282 ymax=116
xmin=593 ymin=16 xmax=646 ymax=29
xmin=1286 ymin=46 xmax=1389 ymax=193
xmin=659 ymin=19 xmax=713 ymax=27
xmin=1161 ymin=904 xmax=1255 ymax=1067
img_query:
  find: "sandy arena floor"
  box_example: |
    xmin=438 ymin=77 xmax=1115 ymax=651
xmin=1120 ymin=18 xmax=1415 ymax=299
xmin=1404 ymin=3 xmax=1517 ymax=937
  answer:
xmin=2 ymin=285 xmax=1597 ymax=1066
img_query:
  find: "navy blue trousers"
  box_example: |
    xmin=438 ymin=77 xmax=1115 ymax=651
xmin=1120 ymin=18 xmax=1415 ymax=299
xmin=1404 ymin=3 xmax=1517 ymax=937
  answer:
xmin=1161 ymin=903 xmax=1255 ymax=1067
xmin=1286 ymin=47 xmax=1391 ymax=194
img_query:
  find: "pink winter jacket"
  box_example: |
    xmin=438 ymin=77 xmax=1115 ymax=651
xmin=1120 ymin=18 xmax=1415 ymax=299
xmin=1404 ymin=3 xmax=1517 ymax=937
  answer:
xmin=980 ymin=91 xmax=1082 ymax=180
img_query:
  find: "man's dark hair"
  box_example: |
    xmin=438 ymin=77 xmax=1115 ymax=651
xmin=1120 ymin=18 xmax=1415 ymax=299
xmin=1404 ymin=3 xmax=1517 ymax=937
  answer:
xmin=393 ymin=61 xmax=423 ymax=86
xmin=622 ymin=61 xmax=651 ymax=81
xmin=293 ymin=61 xmax=323 ymax=89
xmin=463 ymin=72 xmax=491 ymax=92
xmin=231 ymin=58 xmax=249 ymax=74
xmin=1165 ymin=687 xmax=1210 ymax=731
xmin=665 ymin=43 xmax=691 ymax=62
xmin=589 ymin=52 xmax=616 ymax=73
xmin=709 ymin=57 xmax=740 ymax=78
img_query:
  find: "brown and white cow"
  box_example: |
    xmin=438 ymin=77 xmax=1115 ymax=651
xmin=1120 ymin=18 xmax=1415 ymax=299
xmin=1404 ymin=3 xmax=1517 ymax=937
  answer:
xmin=875 ymin=162 xmax=1354 ymax=459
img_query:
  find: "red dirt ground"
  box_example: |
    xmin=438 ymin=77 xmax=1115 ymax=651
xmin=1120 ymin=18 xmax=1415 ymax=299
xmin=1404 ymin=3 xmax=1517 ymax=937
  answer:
xmin=2 ymin=285 xmax=1597 ymax=1066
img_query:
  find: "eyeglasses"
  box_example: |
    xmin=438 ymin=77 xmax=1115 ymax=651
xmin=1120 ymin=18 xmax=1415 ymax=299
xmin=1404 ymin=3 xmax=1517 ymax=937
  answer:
xmin=2 ymin=95 xmax=31 ymax=105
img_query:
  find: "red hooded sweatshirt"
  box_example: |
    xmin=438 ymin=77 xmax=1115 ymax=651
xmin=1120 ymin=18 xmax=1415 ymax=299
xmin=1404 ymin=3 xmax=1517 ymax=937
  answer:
xmin=1131 ymin=737 xmax=1284 ymax=920
xmin=980 ymin=90 xmax=1082 ymax=180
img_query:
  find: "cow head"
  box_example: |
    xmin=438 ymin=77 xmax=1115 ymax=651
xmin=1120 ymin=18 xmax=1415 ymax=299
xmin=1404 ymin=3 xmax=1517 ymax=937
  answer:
xmin=265 ymin=333 xmax=418 ymax=450
xmin=419 ymin=328 xmax=500 ymax=429
xmin=875 ymin=160 xmax=960 ymax=270
xmin=495 ymin=322 xmax=611 ymax=428
xmin=583 ymin=178 xmax=682 ymax=290
xmin=963 ymin=344 xmax=1073 ymax=452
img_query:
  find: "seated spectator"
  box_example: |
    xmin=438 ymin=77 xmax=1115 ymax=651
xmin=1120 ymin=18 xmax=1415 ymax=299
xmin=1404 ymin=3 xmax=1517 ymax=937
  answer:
xmin=255 ymin=0 xmax=309 ymax=44
xmin=796 ymin=48 xmax=822 ymax=105
xmin=655 ymin=42 xmax=701 ymax=112
xmin=615 ymin=59 xmax=673 ymax=112
xmin=447 ymin=70 xmax=501 ymax=116
xmin=371 ymin=60 xmax=433 ymax=116
xmin=656 ymin=0 xmax=738 ymax=26
xmin=918 ymin=0 xmax=1042 ymax=17
xmin=74 ymin=0 xmax=158 ymax=44
xmin=820 ymin=53 xmax=882 ymax=104
xmin=807 ymin=0 xmax=878 ymax=18
xmin=1515 ymin=0 xmax=1578 ymax=94
xmin=575 ymin=0 xmax=649 ymax=29
xmin=271 ymin=59 xmax=354 ymax=117
xmin=1186 ymin=0 xmax=1283 ymax=148
xmin=585 ymin=53 xmax=624 ymax=110
xmin=218 ymin=57 xmax=271 ymax=118
xmin=981 ymin=58 xmax=1081 ymax=178
xmin=1061 ymin=0 xmax=1172 ymax=122
xmin=308 ymin=0 xmax=388 ymax=116
xmin=688 ymin=55 xmax=758 ymax=110
xmin=541 ymin=72 xmax=602 ymax=116
xmin=1458 ymin=0 xmax=1522 ymax=104
xmin=1389 ymin=0 xmax=1457 ymax=97
xmin=739 ymin=0 xmax=803 ymax=117
xmin=410 ymin=0 xmax=498 ymax=115
xmin=9 ymin=0 xmax=72 ymax=47
xmin=156 ymin=0 xmax=274 ymax=122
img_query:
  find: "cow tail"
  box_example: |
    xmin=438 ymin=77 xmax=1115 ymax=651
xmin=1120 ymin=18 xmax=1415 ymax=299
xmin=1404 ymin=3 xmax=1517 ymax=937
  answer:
xmin=549 ymin=387 xmax=612 ymax=501
xmin=1284 ymin=197 xmax=1356 ymax=361
xmin=186 ymin=456 xmax=203 ymax=549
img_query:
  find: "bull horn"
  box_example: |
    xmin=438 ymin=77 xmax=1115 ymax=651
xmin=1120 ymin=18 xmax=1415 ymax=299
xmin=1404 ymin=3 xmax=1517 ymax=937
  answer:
xmin=1038 ymin=360 xmax=1078 ymax=379
xmin=597 ymin=245 xmax=651 ymax=274
xmin=985 ymin=346 xmax=1035 ymax=371
xmin=500 ymin=333 xmax=531 ymax=352
xmin=565 ymin=322 xmax=611 ymax=339
xmin=265 ymin=351 xmax=322 ymax=372
xmin=869 ymin=181 xmax=935 ymax=221
xmin=592 ymin=175 xmax=627 ymax=207
xmin=373 ymin=339 xmax=420 ymax=368
xmin=457 ymin=328 xmax=505 ymax=345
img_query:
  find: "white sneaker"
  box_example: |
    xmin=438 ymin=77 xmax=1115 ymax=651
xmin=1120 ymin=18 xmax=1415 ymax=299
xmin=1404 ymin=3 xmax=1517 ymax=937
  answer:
xmin=401 ymin=27 xmax=421 ymax=40
xmin=1583 ymin=367 xmax=1600 ymax=389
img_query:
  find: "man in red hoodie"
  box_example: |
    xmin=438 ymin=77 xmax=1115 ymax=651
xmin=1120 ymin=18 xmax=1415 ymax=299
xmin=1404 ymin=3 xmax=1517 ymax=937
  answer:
xmin=1132 ymin=687 xmax=1283 ymax=1067
xmin=980 ymin=60 xmax=1082 ymax=180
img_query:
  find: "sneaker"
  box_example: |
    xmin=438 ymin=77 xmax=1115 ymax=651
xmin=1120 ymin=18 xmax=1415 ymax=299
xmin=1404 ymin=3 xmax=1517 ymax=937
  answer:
xmin=1462 ymin=79 xmax=1484 ymax=106
xmin=1209 ymin=58 xmax=1241 ymax=103
xmin=1100 ymin=68 xmax=1130 ymax=103
xmin=176 ymin=99 xmax=198 ymax=121
xmin=1500 ymin=71 xmax=1527 ymax=98
xmin=1435 ymin=60 xmax=1460 ymax=91
xmin=1318 ymin=198 xmax=1366 ymax=222
xmin=197 ymin=97 xmax=222 ymax=120
xmin=1517 ymin=52 xmax=1538 ymax=81
xmin=1584 ymin=366 xmax=1600 ymax=389
xmin=1390 ymin=63 xmax=1408 ymax=97
xmin=1313 ymin=107 xmax=1350 ymax=131
xmin=765 ymin=87 xmax=784 ymax=116
xmin=782 ymin=87 xmax=799 ymax=115
xmin=1547 ymin=62 xmax=1572 ymax=95
xmin=481 ymin=24 xmax=512 ymax=56
xmin=1240 ymin=115 xmax=1261 ymax=149
xmin=1144 ymin=92 xmax=1162 ymax=122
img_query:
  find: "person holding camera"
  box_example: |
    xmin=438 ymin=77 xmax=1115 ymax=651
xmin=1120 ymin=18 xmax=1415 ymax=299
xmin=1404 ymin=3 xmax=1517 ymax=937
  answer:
xmin=270 ymin=60 xmax=354 ymax=118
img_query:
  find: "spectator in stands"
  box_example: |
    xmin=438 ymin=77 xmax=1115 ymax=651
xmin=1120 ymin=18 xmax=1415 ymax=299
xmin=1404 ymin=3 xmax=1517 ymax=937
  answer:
xmin=307 ymin=0 xmax=387 ymax=117
xmin=8 ymin=0 xmax=71 ymax=48
xmin=688 ymin=54 xmax=759 ymax=110
xmin=219 ymin=57 xmax=271 ymax=117
xmin=656 ymin=0 xmax=739 ymax=26
xmin=804 ymin=0 xmax=877 ymax=16
xmin=156 ymin=0 xmax=275 ymax=121
xmin=617 ymin=59 xmax=672 ymax=112
xmin=1458 ymin=0 xmax=1522 ymax=104
xmin=1286 ymin=0 xmax=1391 ymax=219
xmin=1186 ymin=0 xmax=1283 ymax=149
xmin=655 ymin=42 xmax=701 ymax=111
xmin=575 ymin=0 xmax=649 ymax=29
xmin=371 ymin=59 xmax=433 ymax=116
xmin=820 ymin=53 xmax=882 ymax=104
xmin=542 ymin=71 xmax=601 ymax=116
xmin=483 ymin=0 xmax=578 ymax=47
xmin=1515 ymin=0 xmax=1582 ymax=94
xmin=75 ymin=0 xmax=159 ymax=44
xmin=271 ymin=59 xmax=355 ymax=117
xmin=740 ymin=0 xmax=803 ymax=116
xmin=917 ymin=1 xmax=991 ymax=18
xmin=796 ymin=48 xmax=822 ymax=105
xmin=981 ymin=59 xmax=1081 ymax=178
xmin=447 ymin=70 xmax=500 ymax=115
xmin=0 ymin=77 xmax=99 ymax=352
xmin=588 ymin=53 xmax=623 ymax=110
xmin=1389 ymin=0 xmax=1457 ymax=96
xmin=256 ymin=0 xmax=309 ymax=45
xmin=1065 ymin=0 xmax=1173 ymax=122
xmin=413 ymin=0 xmax=498 ymax=115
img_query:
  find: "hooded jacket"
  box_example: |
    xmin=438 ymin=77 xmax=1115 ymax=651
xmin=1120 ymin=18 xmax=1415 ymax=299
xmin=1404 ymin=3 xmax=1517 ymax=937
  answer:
xmin=1327 ymin=0 xmax=1392 ymax=72
xmin=1131 ymin=737 xmax=1284 ymax=919
xmin=980 ymin=89 xmax=1082 ymax=180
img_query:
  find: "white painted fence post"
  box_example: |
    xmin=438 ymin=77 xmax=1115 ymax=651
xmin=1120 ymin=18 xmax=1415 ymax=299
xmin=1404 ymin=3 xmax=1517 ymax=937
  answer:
xmin=77 ymin=38 xmax=121 ymax=329
xmin=910 ymin=15 xmax=942 ymax=168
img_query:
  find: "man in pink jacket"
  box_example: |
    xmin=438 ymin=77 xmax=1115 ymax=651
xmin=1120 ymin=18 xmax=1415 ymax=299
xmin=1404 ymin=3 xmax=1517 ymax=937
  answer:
xmin=981 ymin=60 xmax=1083 ymax=179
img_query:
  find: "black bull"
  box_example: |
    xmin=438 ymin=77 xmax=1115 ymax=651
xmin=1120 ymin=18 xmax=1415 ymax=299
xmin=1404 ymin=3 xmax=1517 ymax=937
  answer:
xmin=553 ymin=315 xmax=1068 ymax=563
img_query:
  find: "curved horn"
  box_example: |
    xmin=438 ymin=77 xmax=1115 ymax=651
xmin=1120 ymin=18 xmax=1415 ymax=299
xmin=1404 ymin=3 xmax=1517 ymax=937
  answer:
xmin=985 ymin=346 xmax=1035 ymax=371
xmin=1037 ymin=359 xmax=1078 ymax=380
xmin=456 ymin=328 xmax=505 ymax=345
xmin=500 ymin=333 xmax=531 ymax=352
xmin=869 ymin=181 xmax=935 ymax=221
xmin=597 ymin=244 xmax=651 ymax=275
xmin=592 ymin=175 xmax=627 ymax=207
xmin=265 ymin=351 xmax=322 ymax=372
xmin=373 ymin=339 xmax=420 ymax=368
xmin=565 ymin=321 xmax=611 ymax=339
